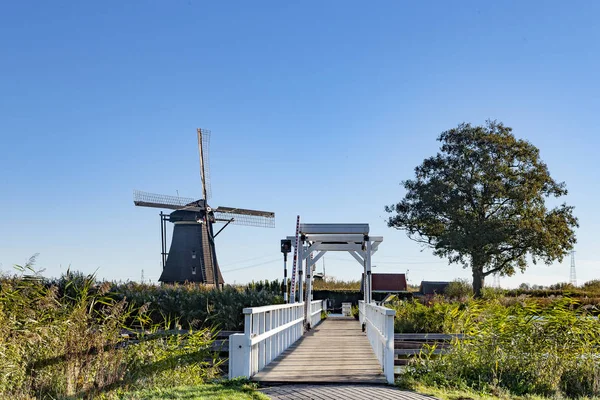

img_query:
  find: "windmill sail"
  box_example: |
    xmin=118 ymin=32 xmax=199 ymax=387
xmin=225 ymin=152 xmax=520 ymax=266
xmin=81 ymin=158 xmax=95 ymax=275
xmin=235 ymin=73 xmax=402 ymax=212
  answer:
xmin=197 ymin=128 xmax=212 ymax=201
xmin=133 ymin=190 xmax=200 ymax=211
xmin=214 ymin=206 xmax=275 ymax=228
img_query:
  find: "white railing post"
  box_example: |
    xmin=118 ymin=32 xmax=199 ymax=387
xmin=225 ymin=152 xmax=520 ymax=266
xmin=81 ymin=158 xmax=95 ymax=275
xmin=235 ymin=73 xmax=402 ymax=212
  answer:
xmin=362 ymin=301 xmax=396 ymax=384
xmin=358 ymin=300 xmax=365 ymax=324
xmin=309 ymin=299 xmax=325 ymax=328
xmin=243 ymin=311 xmax=252 ymax=377
xmin=228 ymin=333 xmax=245 ymax=379
xmin=384 ymin=309 xmax=395 ymax=384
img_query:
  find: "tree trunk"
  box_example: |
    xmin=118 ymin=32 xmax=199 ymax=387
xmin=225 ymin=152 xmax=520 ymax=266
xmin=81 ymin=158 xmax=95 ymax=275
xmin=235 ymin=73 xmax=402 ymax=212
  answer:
xmin=472 ymin=258 xmax=485 ymax=298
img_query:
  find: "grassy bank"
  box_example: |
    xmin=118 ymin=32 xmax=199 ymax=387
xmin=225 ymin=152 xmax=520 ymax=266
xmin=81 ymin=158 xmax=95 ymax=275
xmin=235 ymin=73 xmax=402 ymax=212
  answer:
xmin=0 ymin=259 xmax=280 ymax=399
xmin=103 ymin=380 xmax=268 ymax=400
xmin=403 ymin=383 xmax=590 ymax=400
xmin=391 ymin=294 xmax=600 ymax=398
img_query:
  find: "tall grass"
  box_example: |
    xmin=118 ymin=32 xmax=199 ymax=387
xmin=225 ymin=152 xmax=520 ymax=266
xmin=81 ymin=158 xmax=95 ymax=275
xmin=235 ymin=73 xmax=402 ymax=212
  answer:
xmin=114 ymin=281 xmax=283 ymax=331
xmin=398 ymin=297 xmax=600 ymax=398
xmin=313 ymin=279 xmax=361 ymax=291
xmin=0 ymin=258 xmax=222 ymax=399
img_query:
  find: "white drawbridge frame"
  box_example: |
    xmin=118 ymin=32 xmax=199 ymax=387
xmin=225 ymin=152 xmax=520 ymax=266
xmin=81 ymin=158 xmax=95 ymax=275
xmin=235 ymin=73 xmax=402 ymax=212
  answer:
xmin=287 ymin=223 xmax=383 ymax=317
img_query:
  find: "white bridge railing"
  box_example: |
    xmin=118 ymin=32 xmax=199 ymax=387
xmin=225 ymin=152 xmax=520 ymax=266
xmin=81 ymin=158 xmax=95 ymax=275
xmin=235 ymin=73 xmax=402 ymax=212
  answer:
xmin=309 ymin=299 xmax=326 ymax=329
xmin=359 ymin=300 xmax=396 ymax=383
xmin=229 ymin=300 xmax=326 ymax=378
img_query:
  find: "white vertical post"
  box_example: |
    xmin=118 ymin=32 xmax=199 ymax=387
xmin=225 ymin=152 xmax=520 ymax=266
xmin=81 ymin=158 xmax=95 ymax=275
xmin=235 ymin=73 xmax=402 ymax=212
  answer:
xmin=366 ymin=240 xmax=372 ymax=304
xmin=257 ymin=312 xmax=263 ymax=371
xmin=384 ymin=309 xmax=395 ymax=383
xmin=243 ymin=312 xmax=252 ymax=377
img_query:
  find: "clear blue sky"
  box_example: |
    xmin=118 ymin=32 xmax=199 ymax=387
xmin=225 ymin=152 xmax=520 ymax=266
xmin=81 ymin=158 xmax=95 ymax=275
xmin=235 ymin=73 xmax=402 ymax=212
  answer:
xmin=1 ymin=1 xmax=598 ymax=288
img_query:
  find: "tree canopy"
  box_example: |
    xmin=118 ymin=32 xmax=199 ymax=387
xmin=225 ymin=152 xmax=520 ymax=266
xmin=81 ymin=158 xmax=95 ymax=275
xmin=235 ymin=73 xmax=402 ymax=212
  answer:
xmin=385 ymin=121 xmax=578 ymax=297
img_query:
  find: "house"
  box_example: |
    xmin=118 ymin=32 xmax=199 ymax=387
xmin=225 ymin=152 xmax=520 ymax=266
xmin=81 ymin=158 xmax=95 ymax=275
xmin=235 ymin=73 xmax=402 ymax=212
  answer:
xmin=361 ymin=273 xmax=411 ymax=301
xmin=364 ymin=273 xmax=407 ymax=292
xmin=419 ymin=281 xmax=450 ymax=296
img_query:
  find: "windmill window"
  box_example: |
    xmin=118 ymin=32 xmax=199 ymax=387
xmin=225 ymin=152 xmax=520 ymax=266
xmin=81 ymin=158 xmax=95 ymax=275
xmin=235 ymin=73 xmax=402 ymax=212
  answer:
xmin=191 ymin=266 xmax=196 ymax=275
xmin=191 ymin=251 xmax=196 ymax=259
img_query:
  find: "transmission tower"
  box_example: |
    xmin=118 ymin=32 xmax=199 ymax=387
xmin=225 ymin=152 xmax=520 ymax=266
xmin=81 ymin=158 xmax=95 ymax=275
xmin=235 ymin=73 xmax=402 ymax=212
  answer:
xmin=493 ymin=273 xmax=500 ymax=288
xmin=569 ymin=250 xmax=577 ymax=286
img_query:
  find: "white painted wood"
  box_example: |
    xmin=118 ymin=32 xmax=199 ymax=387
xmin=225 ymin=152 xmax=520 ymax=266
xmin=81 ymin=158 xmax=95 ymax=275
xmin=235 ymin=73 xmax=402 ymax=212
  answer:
xmin=309 ymin=300 xmax=325 ymax=329
xmin=360 ymin=300 xmax=396 ymax=384
xmin=304 ymin=234 xmax=366 ymax=242
xmin=366 ymin=240 xmax=372 ymax=303
xmin=228 ymin=333 xmax=246 ymax=379
xmin=307 ymin=250 xmax=326 ymax=266
xmin=342 ymin=302 xmax=352 ymax=316
xmin=230 ymin=302 xmax=307 ymax=379
xmin=349 ymin=250 xmax=365 ymax=265
xmin=299 ymin=223 xmax=370 ymax=234
xmin=310 ymin=243 xmax=365 ymax=252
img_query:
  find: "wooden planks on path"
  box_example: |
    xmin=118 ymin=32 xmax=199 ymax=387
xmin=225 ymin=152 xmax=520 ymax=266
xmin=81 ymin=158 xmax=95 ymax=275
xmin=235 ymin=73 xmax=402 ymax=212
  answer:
xmin=260 ymin=384 xmax=438 ymax=400
xmin=252 ymin=317 xmax=387 ymax=384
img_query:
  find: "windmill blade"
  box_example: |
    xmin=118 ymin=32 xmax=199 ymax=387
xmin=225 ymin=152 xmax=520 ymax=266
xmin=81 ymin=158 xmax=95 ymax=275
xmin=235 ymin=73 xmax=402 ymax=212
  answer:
xmin=197 ymin=128 xmax=212 ymax=201
xmin=214 ymin=206 xmax=275 ymax=228
xmin=133 ymin=190 xmax=201 ymax=211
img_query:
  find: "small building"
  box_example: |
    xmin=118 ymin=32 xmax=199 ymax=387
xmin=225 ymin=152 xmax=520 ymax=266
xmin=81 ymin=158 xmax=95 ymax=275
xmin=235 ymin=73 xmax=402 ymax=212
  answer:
xmin=419 ymin=281 xmax=450 ymax=296
xmin=361 ymin=273 xmax=411 ymax=302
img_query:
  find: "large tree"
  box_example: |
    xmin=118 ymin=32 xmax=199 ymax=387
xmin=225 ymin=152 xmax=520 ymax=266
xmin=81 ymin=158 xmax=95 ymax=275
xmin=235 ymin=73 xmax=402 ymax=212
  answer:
xmin=385 ymin=121 xmax=578 ymax=297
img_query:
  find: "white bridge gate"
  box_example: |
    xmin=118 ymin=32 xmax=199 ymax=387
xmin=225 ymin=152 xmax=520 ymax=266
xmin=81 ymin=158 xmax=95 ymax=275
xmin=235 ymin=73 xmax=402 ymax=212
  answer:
xmin=229 ymin=223 xmax=396 ymax=384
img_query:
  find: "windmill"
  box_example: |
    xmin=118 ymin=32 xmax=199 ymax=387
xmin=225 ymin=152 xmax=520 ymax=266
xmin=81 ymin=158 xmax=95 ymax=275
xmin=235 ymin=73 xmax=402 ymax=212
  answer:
xmin=133 ymin=128 xmax=275 ymax=287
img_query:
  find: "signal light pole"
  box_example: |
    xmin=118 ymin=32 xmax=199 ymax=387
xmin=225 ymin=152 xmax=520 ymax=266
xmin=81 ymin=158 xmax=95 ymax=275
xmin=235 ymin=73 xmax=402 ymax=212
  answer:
xmin=281 ymin=239 xmax=292 ymax=302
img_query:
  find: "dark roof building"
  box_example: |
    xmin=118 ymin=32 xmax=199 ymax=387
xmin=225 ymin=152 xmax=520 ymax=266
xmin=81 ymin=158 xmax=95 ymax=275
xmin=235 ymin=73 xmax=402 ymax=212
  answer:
xmin=419 ymin=281 xmax=450 ymax=295
xmin=361 ymin=273 xmax=407 ymax=293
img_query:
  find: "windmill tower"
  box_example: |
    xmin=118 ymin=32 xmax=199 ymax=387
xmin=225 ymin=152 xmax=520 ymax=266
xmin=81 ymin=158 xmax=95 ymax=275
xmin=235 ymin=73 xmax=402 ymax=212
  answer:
xmin=569 ymin=250 xmax=577 ymax=286
xmin=134 ymin=128 xmax=275 ymax=287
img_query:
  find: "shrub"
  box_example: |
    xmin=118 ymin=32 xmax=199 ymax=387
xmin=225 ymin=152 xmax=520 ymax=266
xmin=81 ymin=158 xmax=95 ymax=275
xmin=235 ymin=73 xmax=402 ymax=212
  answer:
xmin=351 ymin=305 xmax=359 ymax=320
xmin=444 ymin=279 xmax=472 ymax=299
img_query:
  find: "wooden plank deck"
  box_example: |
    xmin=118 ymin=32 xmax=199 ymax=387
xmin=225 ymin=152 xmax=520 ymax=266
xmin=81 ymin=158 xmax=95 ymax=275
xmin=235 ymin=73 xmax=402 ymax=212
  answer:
xmin=252 ymin=317 xmax=387 ymax=384
xmin=260 ymin=384 xmax=438 ymax=399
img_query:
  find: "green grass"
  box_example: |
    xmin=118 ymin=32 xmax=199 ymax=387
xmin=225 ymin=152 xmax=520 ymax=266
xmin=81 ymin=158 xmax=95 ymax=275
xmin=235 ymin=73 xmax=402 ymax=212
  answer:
xmin=105 ymin=381 xmax=269 ymax=400
xmin=407 ymin=383 xmax=599 ymax=400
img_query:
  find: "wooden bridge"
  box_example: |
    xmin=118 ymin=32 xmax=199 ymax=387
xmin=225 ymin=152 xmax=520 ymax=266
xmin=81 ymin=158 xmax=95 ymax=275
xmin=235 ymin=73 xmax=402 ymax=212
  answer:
xmin=253 ymin=317 xmax=386 ymax=383
xmin=229 ymin=300 xmax=396 ymax=384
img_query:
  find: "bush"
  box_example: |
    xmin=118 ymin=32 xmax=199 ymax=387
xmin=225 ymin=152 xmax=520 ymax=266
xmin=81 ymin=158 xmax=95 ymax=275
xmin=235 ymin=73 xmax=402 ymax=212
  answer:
xmin=444 ymin=279 xmax=472 ymax=299
xmin=351 ymin=305 xmax=359 ymax=320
